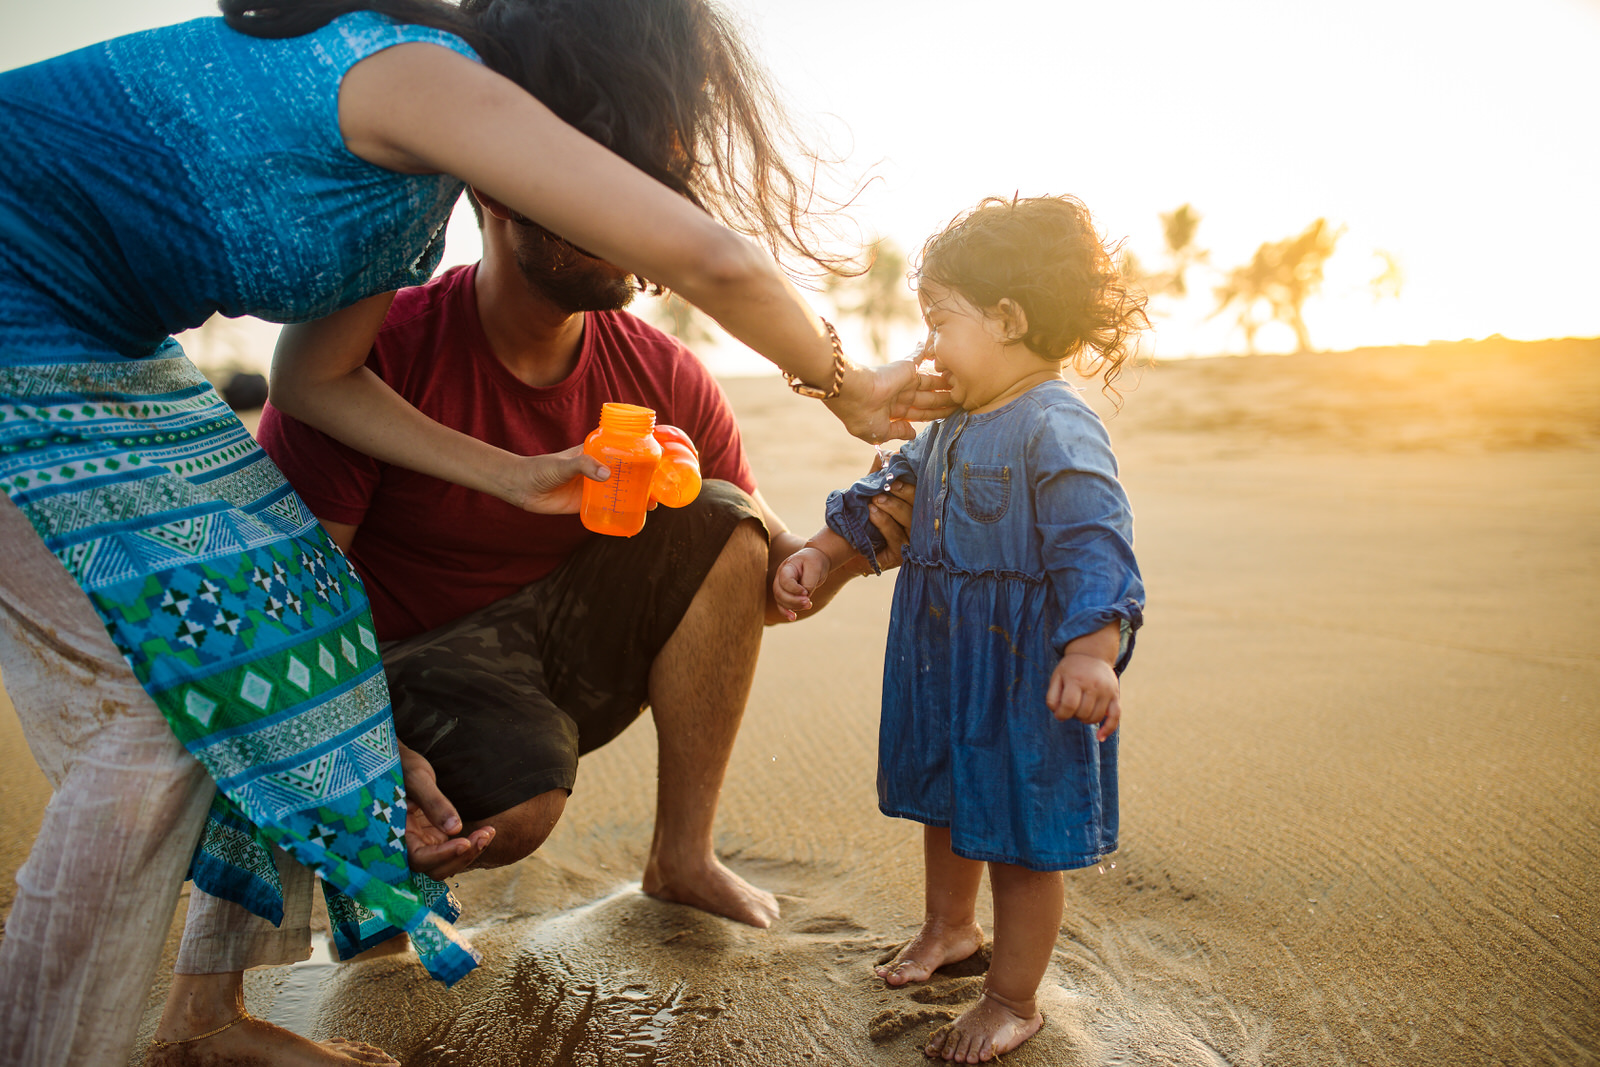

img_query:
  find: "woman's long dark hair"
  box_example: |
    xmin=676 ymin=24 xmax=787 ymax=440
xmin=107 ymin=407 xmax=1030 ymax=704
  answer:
xmin=220 ymin=0 xmax=855 ymax=275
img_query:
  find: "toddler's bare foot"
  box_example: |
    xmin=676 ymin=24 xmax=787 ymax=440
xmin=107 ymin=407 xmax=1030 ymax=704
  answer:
xmin=147 ymin=1014 xmax=398 ymax=1066
xmin=875 ymin=919 xmax=984 ymax=987
xmin=923 ymin=991 xmax=1042 ymax=1063
xmin=643 ymin=850 xmax=780 ymax=928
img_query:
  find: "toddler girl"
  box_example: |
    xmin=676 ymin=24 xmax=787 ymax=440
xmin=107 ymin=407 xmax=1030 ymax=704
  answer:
xmin=774 ymin=195 xmax=1147 ymax=1063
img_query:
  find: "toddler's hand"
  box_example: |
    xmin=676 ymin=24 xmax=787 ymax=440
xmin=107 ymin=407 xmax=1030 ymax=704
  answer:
xmin=1047 ymin=652 xmax=1122 ymax=741
xmin=773 ymin=546 xmax=830 ymax=621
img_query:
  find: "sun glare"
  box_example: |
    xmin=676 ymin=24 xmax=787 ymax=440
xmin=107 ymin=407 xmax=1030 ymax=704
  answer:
xmin=8 ymin=0 xmax=1597 ymax=368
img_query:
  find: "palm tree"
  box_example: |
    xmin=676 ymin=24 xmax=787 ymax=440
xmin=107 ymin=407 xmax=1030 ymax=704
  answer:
xmin=1369 ymin=249 xmax=1404 ymax=302
xmin=1212 ymin=218 xmax=1342 ymax=354
xmin=1121 ymin=204 xmax=1208 ymax=305
xmin=825 ymin=238 xmax=921 ymax=363
xmin=1156 ymin=203 xmax=1208 ymax=297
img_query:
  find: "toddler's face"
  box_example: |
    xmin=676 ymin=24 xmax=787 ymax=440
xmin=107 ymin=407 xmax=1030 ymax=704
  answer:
xmin=917 ymin=285 xmax=1045 ymax=412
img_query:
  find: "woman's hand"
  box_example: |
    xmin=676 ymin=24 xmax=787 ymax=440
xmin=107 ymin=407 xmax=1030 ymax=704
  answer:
xmin=896 ymin=363 xmax=956 ymax=425
xmin=500 ymin=445 xmax=610 ymax=515
xmin=867 ymin=477 xmax=917 ymax=570
xmin=826 ymin=360 xmax=954 ymax=443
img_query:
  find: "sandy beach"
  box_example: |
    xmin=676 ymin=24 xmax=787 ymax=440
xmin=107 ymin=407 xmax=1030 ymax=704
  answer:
xmin=3 ymin=336 xmax=1597 ymax=1066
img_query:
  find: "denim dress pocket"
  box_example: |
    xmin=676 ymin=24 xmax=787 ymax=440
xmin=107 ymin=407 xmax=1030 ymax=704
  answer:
xmin=960 ymin=463 xmax=1011 ymax=523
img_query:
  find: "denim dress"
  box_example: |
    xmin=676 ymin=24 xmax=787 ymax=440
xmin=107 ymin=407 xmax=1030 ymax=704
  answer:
xmin=827 ymin=380 xmax=1144 ymax=871
xmin=0 ymin=14 xmax=480 ymax=980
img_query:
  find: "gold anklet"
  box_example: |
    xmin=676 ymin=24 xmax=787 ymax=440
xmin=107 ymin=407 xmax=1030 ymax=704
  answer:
xmin=148 ymin=1010 xmax=253 ymax=1049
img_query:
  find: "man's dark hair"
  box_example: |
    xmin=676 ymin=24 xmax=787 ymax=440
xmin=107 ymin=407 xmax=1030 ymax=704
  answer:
xmin=219 ymin=0 xmax=850 ymax=274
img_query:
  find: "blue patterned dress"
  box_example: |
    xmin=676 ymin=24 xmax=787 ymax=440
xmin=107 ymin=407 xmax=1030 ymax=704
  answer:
xmin=0 ymin=13 xmax=480 ymax=982
xmin=826 ymin=381 xmax=1144 ymax=872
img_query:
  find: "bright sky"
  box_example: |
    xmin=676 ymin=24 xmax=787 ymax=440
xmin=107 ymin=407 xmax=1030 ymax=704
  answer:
xmin=5 ymin=0 xmax=1598 ymax=367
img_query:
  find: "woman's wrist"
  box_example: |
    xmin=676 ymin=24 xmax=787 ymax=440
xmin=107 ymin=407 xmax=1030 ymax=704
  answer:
xmin=820 ymin=361 xmax=882 ymax=438
xmin=782 ymin=318 xmax=850 ymax=399
xmin=836 ymin=551 xmax=876 ymax=579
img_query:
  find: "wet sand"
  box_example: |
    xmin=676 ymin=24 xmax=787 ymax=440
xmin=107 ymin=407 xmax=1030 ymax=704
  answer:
xmin=3 ymin=337 xmax=1598 ymax=1065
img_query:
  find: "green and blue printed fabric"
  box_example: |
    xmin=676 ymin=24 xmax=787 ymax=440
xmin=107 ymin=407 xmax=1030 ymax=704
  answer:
xmin=0 ymin=13 xmax=484 ymax=982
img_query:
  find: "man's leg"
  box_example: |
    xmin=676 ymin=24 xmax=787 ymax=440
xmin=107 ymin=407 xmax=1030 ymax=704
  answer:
xmin=458 ymin=788 xmax=567 ymax=870
xmin=640 ymin=516 xmax=778 ymax=926
xmin=382 ymin=627 xmax=584 ymax=871
xmin=381 ymin=482 xmax=771 ymax=922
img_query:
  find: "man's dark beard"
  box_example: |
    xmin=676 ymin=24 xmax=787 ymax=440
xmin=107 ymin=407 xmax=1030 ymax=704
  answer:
xmin=512 ymin=227 xmax=637 ymax=313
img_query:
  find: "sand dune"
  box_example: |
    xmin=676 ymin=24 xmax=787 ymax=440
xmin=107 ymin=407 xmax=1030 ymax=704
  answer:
xmin=3 ymin=338 xmax=1597 ymax=1065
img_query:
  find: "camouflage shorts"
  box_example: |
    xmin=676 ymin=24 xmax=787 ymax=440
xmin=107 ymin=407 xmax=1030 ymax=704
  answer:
xmin=380 ymin=480 xmax=765 ymax=821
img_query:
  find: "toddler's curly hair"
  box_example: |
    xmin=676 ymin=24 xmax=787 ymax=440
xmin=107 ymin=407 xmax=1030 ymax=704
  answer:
xmin=912 ymin=194 xmax=1148 ymax=395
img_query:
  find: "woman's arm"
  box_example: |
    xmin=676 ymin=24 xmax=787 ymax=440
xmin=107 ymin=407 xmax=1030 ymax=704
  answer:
xmin=269 ymin=293 xmax=605 ymax=513
xmin=338 ymin=43 xmax=942 ymax=442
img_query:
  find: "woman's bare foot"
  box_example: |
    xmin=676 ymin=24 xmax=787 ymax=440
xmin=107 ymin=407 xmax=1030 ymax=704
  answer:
xmin=642 ymin=850 xmax=780 ymax=928
xmin=875 ymin=919 xmax=984 ymax=987
xmin=155 ymin=973 xmax=398 ymax=1066
xmin=146 ymin=1014 xmax=399 ymax=1066
xmin=923 ymin=991 xmax=1042 ymax=1063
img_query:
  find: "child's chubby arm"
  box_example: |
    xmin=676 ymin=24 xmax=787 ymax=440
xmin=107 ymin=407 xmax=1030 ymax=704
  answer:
xmin=773 ymin=528 xmax=861 ymax=621
xmin=1046 ymin=621 xmax=1123 ymax=741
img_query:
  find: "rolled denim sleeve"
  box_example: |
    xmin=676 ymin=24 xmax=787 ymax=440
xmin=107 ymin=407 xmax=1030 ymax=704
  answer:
xmin=1030 ymin=409 xmax=1145 ymax=657
xmin=823 ymin=435 xmax=927 ymax=575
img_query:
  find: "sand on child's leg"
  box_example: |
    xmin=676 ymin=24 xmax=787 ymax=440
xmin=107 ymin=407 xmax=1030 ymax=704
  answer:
xmin=923 ymin=862 xmax=1062 ymax=1062
xmin=876 ymin=827 xmax=985 ymax=987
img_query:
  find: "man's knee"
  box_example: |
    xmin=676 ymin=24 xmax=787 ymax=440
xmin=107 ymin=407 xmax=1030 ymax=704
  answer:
xmin=685 ymin=481 xmax=765 ymax=548
xmin=715 ymin=515 xmax=768 ymax=584
xmin=467 ymin=788 xmax=567 ymax=869
xmin=669 ymin=483 xmax=767 ymax=607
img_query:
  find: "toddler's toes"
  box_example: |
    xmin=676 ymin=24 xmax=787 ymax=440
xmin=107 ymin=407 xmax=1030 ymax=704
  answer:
xmin=877 ymin=958 xmax=934 ymax=986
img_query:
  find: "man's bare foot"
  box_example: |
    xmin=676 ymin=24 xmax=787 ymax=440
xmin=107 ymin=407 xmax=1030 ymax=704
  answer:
xmin=923 ymin=992 xmax=1042 ymax=1063
xmin=147 ymin=1014 xmax=399 ymax=1066
xmin=875 ymin=919 xmax=984 ymax=987
xmin=642 ymin=851 xmax=780 ymax=928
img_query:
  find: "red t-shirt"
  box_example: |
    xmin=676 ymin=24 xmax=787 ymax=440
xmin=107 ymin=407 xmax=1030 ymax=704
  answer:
xmin=258 ymin=264 xmax=756 ymax=643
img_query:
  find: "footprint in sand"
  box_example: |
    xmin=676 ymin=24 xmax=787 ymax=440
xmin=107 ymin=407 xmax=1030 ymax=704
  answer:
xmin=909 ymin=977 xmax=985 ymax=1005
xmin=868 ymin=974 xmax=988 ymax=1045
xmin=791 ymin=915 xmax=869 ymax=935
xmin=869 ymin=1007 xmax=957 ymax=1043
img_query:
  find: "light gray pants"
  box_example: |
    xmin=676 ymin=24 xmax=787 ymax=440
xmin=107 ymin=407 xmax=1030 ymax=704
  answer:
xmin=0 ymin=497 xmax=316 ymax=1067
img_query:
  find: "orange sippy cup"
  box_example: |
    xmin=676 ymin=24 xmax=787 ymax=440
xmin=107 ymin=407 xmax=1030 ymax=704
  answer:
xmin=580 ymin=403 xmax=702 ymax=536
